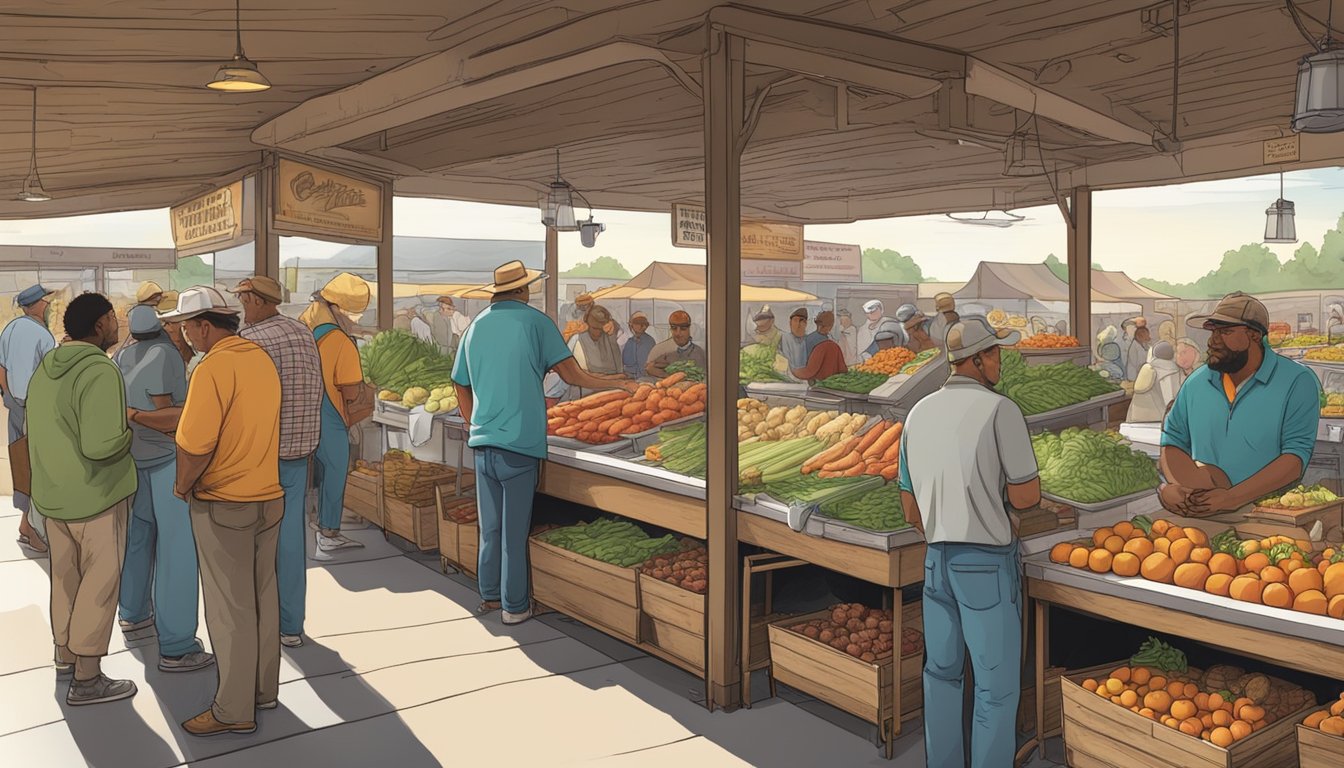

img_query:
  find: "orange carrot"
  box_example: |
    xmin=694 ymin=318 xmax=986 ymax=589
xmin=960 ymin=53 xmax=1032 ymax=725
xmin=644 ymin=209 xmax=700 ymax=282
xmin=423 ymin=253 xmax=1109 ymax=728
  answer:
xmin=608 ymin=418 xmax=633 ymax=435
xmin=842 ymin=462 xmax=866 ymax=477
xmin=880 ymin=463 xmax=901 ymax=482
xmin=864 ymin=421 xmax=903 ymax=460
xmin=855 ymin=420 xmax=887 ymax=455
xmin=658 ymin=372 xmax=687 ymax=388
xmin=803 ymin=436 xmax=858 ymax=474
xmin=822 ymin=450 xmax=863 ymax=472
xmin=879 ymin=430 xmax=904 ymax=464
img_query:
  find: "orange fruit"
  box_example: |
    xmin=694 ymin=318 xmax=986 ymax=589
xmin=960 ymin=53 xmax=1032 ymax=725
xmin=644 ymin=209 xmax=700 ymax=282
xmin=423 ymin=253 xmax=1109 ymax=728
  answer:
xmin=1244 ymin=552 xmax=1270 ymax=573
xmin=1142 ymin=553 xmax=1176 ymax=583
xmin=1201 ymin=713 xmax=1215 ymax=730
xmin=1212 ymin=709 xmax=1233 ymax=727
xmin=1102 ymin=535 xmax=1126 ymax=554
xmin=1262 ymin=582 xmax=1294 ymax=609
xmin=1229 ymin=720 xmax=1252 ymax=741
xmin=1170 ymin=699 xmax=1197 ymax=720
xmin=1321 ymin=559 xmax=1332 ymax=576
xmin=1151 ymin=519 xmax=1171 ymax=536
xmin=1329 ymin=594 xmax=1344 ymax=619
xmin=1194 ymin=692 xmax=1210 ymax=711
xmin=1082 ymin=678 xmax=1099 ymax=692
xmin=1169 ymin=538 xmax=1195 ymax=565
xmin=1049 ymin=542 xmax=1074 ymax=564
xmin=1110 ymin=667 xmax=1132 ymax=683
xmin=1113 ymin=521 xmax=1135 ymax=539
xmin=1174 ymin=563 xmax=1211 ymax=590
xmin=1089 ymin=549 xmax=1114 ymax=574
xmin=1283 ymin=559 xmax=1304 ymax=574
xmin=1208 ymin=692 xmax=1226 ymax=710
xmin=1190 ymin=547 xmax=1213 ymax=564
xmin=1111 ymin=552 xmax=1141 ymax=577
xmin=1167 ymin=526 xmax=1189 ymax=542
xmin=1183 ymin=682 xmax=1199 ymax=699
xmin=1128 ymin=529 xmax=1148 ymax=540
xmin=1230 ymin=576 xmax=1264 ymax=604
xmin=1139 ymin=707 xmax=1156 ymax=720
xmin=1210 ymin=727 xmax=1234 ymax=748
xmin=1120 ymin=690 xmax=1139 ymax=708
xmin=1304 ymin=710 xmax=1329 ymax=729
xmin=1295 ymin=589 xmax=1328 ymax=615
xmin=1325 ymin=562 xmax=1344 ymax=599
xmin=1154 ymin=537 xmax=1172 ymax=555
xmin=1184 ymin=527 xmax=1209 ymax=546
xmin=1092 ymin=527 xmax=1115 ymax=547
xmin=1205 ymin=573 xmax=1234 ymax=596
xmin=1149 ymin=675 xmax=1168 ymax=691
xmin=1124 ymin=538 xmax=1155 ymax=559
xmin=1179 ymin=718 xmax=1202 ymax=736
xmin=1105 ymin=678 xmax=1124 ymax=695
xmin=1131 ymin=667 xmax=1152 ymax=685
xmin=1291 ymin=567 xmax=1324 ymax=595
xmin=1145 ymin=690 xmax=1173 ymax=714
xmin=1208 ymin=553 xmax=1238 ymax=577
xmin=1260 ymin=565 xmax=1287 ymax=584
xmin=1166 ymin=680 xmax=1186 ymax=698
xmin=1069 ymin=547 xmax=1090 ymax=569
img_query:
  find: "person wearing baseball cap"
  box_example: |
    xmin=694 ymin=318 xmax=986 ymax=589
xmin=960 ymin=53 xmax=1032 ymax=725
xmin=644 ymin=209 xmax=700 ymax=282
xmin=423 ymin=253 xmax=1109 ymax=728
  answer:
xmin=621 ymin=311 xmax=657 ymax=379
xmin=233 ymin=276 xmax=325 ymax=646
xmin=897 ymin=314 xmax=1040 ymax=766
xmin=792 ymin=311 xmax=848 ymax=385
xmin=135 ymin=281 xmax=164 ymax=307
xmin=1160 ymin=291 xmax=1321 ymax=518
xmin=646 ymin=310 xmax=707 ymax=378
xmin=751 ymin=305 xmax=781 ymax=348
xmin=1 ymin=283 xmax=56 ymax=552
xmin=169 ymin=285 xmax=285 ymax=735
xmin=432 ymin=295 xmax=470 ymax=355
xmin=153 ymin=291 xmax=194 ymax=367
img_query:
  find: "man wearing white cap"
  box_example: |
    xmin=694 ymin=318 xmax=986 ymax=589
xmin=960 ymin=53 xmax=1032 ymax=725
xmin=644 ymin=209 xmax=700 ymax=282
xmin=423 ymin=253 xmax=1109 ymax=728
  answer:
xmin=1 ymin=283 xmax=56 ymax=552
xmin=752 ymin=306 xmax=781 ymax=348
xmin=898 ymin=316 xmax=1040 ymax=768
xmin=453 ymin=261 xmax=637 ymax=625
xmin=166 ymin=286 xmax=284 ymax=736
xmin=856 ymin=299 xmax=889 ymax=356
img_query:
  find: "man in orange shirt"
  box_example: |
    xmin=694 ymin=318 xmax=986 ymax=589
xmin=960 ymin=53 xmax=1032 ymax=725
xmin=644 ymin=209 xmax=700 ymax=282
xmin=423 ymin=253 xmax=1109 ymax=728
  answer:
xmin=165 ymin=286 xmax=284 ymax=736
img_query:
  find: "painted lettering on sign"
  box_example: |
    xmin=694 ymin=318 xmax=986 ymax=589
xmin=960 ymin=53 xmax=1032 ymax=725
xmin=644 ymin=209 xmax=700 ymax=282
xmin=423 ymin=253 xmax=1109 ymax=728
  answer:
xmin=1263 ymin=136 xmax=1300 ymax=164
xmin=275 ymin=159 xmax=384 ymax=241
xmin=171 ymin=181 xmax=243 ymax=248
xmin=803 ymin=241 xmax=863 ymax=282
xmin=670 ymin=203 xmax=805 ymax=260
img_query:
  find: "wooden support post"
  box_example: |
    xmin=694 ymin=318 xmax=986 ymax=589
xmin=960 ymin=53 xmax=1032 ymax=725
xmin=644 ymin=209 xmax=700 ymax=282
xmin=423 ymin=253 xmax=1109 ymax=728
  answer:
xmin=545 ymin=225 xmax=559 ymax=320
xmin=1065 ymin=186 xmax=1092 ymax=341
xmin=255 ymin=153 xmax=280 ymax=279
xmin=376 ymin=180 xmax=394 ymax=331
xmin=704 ymin=26 xmax=745 ymax=711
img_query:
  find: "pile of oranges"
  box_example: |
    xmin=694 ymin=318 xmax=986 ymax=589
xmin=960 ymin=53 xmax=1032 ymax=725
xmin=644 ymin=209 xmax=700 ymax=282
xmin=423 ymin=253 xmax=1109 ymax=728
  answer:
xmin=854 ymin=346 xmax=916 ymax=375
xmin=1018 ymin=333 xmax=1082 ymax=349
xmin=1049 ymin=518 xmax=1344 ymax=619
xmin=1080 ymin=665 xmax=1276 ymax=747
xmin=1303 ymin=692 xmax=1344 ymax=735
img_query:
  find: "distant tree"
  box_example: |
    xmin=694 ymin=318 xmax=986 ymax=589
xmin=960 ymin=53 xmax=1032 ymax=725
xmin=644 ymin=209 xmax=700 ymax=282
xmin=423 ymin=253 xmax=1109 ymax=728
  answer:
xmin=862 ymin=248 xmax=931 ymax=283
xmin=561 ymin=255 xmax=632 ymax=279
xmin=1044 ymin=254 xmax=1103 ymax=281
xmin=170 ymin=255 xmax=214 ymax=290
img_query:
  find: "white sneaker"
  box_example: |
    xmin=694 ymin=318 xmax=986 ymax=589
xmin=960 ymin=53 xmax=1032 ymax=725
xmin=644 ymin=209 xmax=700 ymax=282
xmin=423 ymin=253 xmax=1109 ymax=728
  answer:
xmin=502 ymin=606 xmax=533 ymax=625
xmin=316 ymin=531 xmax=364 ymax=552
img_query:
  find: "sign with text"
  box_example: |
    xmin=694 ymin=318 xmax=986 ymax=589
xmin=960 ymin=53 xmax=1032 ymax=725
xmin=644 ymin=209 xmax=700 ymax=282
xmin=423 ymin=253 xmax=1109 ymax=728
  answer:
xmin=275 ymin=158 xmax=384 ymax=242
xmin=0 ymin=245 xmax=176 ymax=267
xmin=741 ymin=259 xmax=802 ymax=279
xmin=802 ymin=240 xmax=862 ymax=282
xmin=671 ymin=203 xmax=805 ymax=261
xmin=1263 ymin=135 xmax=1300 ymax=164
xmin=171 ymin=181 xmax=243 ymax=249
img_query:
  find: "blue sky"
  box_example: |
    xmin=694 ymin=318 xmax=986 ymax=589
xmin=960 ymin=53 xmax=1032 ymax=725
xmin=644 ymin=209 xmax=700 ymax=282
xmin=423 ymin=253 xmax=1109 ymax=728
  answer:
xmin=2 ymin=167 xmax=1341 ymax=286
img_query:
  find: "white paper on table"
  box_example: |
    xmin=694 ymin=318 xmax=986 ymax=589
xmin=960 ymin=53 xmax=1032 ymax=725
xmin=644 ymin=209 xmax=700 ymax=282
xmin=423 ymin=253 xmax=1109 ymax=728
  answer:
xmin=407 ymin=405 xmax=434 ymax=447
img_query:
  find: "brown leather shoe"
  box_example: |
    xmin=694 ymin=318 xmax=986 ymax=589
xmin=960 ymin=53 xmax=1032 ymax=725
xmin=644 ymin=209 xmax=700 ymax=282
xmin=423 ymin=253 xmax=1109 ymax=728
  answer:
xmin=182 ymin=709 xmax=256 ymax=736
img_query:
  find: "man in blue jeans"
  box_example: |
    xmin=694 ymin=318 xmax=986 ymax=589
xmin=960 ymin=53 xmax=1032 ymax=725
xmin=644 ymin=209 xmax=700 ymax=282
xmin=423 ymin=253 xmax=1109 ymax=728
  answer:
xmin=452 ymin=261 xmax=636 ymax=624
xmin=235 ymin=276 xmax=324 ymax=649
xmin=898 ymin=316 xmax=1040 ymax=768
xmin=115 ymin=305 xmax=214 ymax=672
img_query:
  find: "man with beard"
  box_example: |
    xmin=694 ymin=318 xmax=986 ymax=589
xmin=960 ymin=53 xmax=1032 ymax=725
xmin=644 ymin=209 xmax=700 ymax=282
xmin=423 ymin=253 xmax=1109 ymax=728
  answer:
xmin=1159 ymin=292 xmax=1321 ymax=517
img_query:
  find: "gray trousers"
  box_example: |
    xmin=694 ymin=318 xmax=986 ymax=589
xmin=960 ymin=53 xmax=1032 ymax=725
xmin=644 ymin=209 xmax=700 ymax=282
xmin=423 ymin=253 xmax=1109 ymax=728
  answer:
xmin=5 ymin=392 xmax=44 ymax=540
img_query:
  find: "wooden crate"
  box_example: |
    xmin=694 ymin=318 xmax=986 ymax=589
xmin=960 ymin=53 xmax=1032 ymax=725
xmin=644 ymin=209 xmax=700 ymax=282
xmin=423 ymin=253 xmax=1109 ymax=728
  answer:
xmin=382 ymin=495 xmax=438 ymax=551
xmin=638 ymin=573 xmax=705 ymax=674
xmin=1298 ymin=722 xmax=1344 ymax=768
xmin=436 ymin=496 xmax=479 ymax=577
xmin=344 ymin=471 xmax=382 ymax=528
xmin=529 ymin=536 xmax=640 ymax=644
xmin=1061 ymin=664 xmax=1314 ymax=768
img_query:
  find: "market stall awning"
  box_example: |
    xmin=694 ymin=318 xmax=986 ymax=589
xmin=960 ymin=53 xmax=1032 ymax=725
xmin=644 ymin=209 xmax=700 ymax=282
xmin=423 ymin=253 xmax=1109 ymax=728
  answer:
xmin=1090 ymin=270 xmax=1174 ymax=302
xmin=590 ymin=261 xmax=816 ymax=303
xmin=954 ymin=262 xmax=1124 ymax=304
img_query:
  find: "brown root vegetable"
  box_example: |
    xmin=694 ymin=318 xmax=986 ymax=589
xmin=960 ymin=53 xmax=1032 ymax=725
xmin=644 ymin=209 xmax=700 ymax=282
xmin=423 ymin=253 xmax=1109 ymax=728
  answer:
xmin=861 ymin=652 xmax=877 ymax=663
xmin=865 ymin=616 xmax=880 ymax=630
xmin=803 ymin=626 xmax=819 ymax=639
xmin=819 ymin=630 xmax=834 ymax=643
xmin=846 ymin=618 xmax=864 ymax=633
xmin=846 ymin=644 xmax=862 ymax=657
xmin=831 ymin=609 xmax=848 ymax=624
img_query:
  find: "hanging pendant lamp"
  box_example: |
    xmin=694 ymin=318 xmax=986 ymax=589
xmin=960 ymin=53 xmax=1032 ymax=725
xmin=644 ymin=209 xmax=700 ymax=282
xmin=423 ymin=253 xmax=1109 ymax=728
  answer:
xmin=538 ymin=149 xmax=581 ymax=232
xmin=1292 ymin=1 xmax=1344 ymax=132
xmin=1264 ymin=171 xmax=1297 ymax=244
xmin=17 ymin=88 xmax=50 ymax=203
xmin=207 ymin=0 xmax=271 ymax=92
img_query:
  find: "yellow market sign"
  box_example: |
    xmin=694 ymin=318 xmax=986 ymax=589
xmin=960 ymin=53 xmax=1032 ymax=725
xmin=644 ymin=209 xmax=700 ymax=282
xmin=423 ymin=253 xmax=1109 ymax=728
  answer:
xmin=171 ymin=181 xmax=243 ymax=249
xmin=671 ymin=202 xmax=804 ymax=261
xmin=275 ymin=158 xmax=384 ymax=242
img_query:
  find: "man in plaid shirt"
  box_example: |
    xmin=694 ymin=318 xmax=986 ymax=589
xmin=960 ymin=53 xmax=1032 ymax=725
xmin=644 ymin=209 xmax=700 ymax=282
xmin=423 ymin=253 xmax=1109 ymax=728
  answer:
xmin=232 ymin=276 xmax=323 ymax=649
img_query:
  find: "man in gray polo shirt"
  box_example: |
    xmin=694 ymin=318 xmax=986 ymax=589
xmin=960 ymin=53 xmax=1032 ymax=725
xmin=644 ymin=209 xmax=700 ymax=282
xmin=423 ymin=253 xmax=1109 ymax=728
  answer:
xmin=898 ymin=315 xmax=1040 ymax=768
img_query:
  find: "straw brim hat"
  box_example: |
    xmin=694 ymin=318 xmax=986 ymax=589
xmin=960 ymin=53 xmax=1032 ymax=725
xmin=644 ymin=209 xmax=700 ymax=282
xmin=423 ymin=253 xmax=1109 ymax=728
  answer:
xmin=482 ymin=260 xmax=547 ymax=295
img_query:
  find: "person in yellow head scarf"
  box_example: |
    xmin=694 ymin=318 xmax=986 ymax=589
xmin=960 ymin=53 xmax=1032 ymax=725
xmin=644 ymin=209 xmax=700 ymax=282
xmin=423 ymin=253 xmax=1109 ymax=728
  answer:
xmin=300 ymin=273 xmax=371 ymax=557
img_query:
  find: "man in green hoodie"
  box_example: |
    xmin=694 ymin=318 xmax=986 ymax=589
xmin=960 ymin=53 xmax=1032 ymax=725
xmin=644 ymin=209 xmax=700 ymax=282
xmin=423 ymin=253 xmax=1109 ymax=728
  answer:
xmin=27 ymin=292 xmax=138 ymax=706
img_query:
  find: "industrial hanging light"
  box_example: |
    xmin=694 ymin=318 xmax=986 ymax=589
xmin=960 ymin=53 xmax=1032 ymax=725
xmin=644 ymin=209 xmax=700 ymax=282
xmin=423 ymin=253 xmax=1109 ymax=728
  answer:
xmin=1264 ymin=171 xmax=1297 ymax=243
xmin=207 ymin=0 xmax=271 ymax=92
xmin=1002 ymin=131 xmax=1046 ymax=176
xmin=539 ymin=149 xmax=582 ymax=232
xmin=17 ymin=88 xmax=50 ymax=203
xmin=1291 ymin=0 xmax=1344 ymax=132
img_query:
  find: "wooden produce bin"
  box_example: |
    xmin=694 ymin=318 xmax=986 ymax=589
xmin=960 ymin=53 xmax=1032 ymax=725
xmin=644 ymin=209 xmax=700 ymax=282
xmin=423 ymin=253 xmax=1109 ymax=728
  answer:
xmin=383 ymin=495 xmax=440 ymax=551
xmin=436 ymin=492 xmax=479 ymax=577
xmin=766 ymin=601 xmax=923 ymax=758
xmin=1297 ymin=722 xmax=1344 ymax=768
xmin=638 ymin=573 xmax=705 ymax=674
xmin=529 ymin=536 xmax=640 ymax=644
xmin=344 ymin=471 xmax=382 ymax=528
xmin=1061 ymin=665 xmax=1313 ymax=768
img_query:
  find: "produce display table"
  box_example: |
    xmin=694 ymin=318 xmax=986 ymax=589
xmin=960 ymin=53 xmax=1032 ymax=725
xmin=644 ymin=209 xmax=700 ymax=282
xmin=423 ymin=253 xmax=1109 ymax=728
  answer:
xmin=1021 ymin=554 xmax=1344 ymax=764
xmin=539 ymin=450 xmax=707 ymax=539
xmin=1023 ymin=390 xmax=1128 ymax=432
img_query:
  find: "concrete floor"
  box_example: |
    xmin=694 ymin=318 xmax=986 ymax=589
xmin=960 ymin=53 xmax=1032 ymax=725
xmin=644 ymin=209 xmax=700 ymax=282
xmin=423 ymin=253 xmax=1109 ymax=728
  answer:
xmin=0 ymin=495 xmax=1067 ymax=767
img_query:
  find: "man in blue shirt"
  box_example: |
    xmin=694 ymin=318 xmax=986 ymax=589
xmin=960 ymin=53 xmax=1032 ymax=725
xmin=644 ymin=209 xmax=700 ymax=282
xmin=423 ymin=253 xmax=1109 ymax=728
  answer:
xmin=620 ymin=311 xmax=657 ymax=379
xmin=1160 ymin=292 xmax=1321 ymax=516
xmin=452 ymin=261 xmax=637 ymax=625
xmin=0 ymin=284 xmax=56 ymax=552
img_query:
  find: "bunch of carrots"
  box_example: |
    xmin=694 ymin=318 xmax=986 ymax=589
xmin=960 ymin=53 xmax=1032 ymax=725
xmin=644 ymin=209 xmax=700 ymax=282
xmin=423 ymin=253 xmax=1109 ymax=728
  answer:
xmin=547 ymin=372 xmax=707 ymax=444
xmin=801 ymin=420 xmax=903 ymax=481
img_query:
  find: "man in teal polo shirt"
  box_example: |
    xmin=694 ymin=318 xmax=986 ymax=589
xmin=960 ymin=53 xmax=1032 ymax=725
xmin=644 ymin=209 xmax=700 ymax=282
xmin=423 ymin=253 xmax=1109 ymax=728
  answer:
xmin=452 ymin=261 xmax=637 ymax=625
xmin=1160 ymin=292 xmax=1321 ymax=516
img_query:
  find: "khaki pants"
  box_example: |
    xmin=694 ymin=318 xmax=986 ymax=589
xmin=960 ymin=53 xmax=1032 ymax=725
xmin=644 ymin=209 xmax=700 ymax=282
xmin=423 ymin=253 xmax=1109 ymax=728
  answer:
xmin=191 ymin=497 xmax=283 ymax=725
xmin=47 ymin=500 xmax=129 ymax=660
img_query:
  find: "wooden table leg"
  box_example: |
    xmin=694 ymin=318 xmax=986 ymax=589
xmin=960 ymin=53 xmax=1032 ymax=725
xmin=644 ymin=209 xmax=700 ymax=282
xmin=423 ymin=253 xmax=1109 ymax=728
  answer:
xmin=741 ymin=555 xmax=753 ymax=710
xmin=891 ymin=587 xmax=902 ymax=743
xmin=1035 ymin=599 xmax=1048 ymax=757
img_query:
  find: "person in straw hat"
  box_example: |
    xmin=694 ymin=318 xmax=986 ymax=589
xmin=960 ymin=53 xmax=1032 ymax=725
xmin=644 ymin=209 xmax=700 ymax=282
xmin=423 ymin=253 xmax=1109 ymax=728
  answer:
xmin=452 ymin=261 xmax=637 ymax=625
xmin=298 ymin=273 xmax=371 ymax=556
xmin=897 ymin=315 xmax=1040 ymax=767
xmin=1159 ymin=291 xmax=1320 ymax=517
